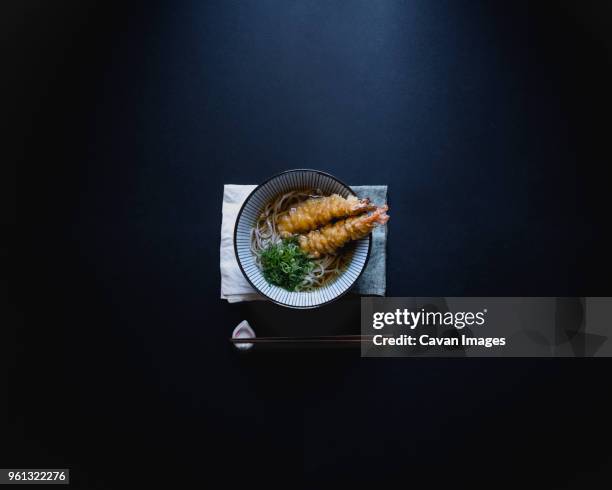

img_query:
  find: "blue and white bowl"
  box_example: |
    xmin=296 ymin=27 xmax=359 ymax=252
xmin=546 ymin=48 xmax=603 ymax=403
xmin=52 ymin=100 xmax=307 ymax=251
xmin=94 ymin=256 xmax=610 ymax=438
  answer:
xmin=234 ymin=169 xmax=372 ymax=308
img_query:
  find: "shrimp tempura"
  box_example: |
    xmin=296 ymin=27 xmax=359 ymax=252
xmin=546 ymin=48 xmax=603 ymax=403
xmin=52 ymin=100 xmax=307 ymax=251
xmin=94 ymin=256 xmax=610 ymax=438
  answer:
xmin=298 ymin=206 xmax=389 ymax=258
xmin=277 ymin=194 xmax=375 ymax=237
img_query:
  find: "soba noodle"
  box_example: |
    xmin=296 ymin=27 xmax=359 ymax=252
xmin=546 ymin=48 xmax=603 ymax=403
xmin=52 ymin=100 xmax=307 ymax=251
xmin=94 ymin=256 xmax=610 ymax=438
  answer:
xmin=250 ymin=190 xmax=352 ymax=291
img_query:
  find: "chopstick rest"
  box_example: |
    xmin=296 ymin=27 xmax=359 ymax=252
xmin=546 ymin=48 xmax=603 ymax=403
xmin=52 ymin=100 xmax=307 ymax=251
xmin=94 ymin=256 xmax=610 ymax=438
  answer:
xmin=232 ymin=320 xmax=256 ymax=351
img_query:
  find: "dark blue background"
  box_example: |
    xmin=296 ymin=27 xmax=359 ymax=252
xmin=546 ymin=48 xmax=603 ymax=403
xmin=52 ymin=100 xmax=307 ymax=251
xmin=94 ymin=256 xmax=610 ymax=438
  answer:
xmin=5 ymin=1 xmax=612 ymax=488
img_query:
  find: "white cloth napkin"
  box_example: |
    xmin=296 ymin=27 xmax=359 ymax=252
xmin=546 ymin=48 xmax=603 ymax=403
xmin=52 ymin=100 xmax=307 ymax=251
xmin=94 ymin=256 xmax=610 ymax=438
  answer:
xmin=220 ymin=184 xmax=387 ymax=303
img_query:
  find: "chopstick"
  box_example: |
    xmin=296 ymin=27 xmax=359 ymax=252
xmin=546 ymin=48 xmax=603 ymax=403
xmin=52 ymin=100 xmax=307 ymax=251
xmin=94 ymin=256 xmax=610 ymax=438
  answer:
xmin=230 ymin=335 xmax=376 ymax=344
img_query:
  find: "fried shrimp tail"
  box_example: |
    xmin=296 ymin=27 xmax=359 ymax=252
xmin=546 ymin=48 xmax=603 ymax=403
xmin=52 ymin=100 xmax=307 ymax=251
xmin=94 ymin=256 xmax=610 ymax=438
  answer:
xmin=298 ymin=206 xmax=390 ymax=258
xmin=277 ymin=194 xmax=376 ymax=237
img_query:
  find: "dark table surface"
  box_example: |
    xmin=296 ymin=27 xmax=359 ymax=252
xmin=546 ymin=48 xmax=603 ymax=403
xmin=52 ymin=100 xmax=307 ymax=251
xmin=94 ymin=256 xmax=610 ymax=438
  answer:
xmin=5 ymin=1 xmax=612 ymax=488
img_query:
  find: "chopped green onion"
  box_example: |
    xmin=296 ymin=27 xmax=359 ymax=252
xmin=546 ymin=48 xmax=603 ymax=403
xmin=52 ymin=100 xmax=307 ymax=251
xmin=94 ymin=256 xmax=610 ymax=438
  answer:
xmin=260 ymin=238 xmax=314 ymax=291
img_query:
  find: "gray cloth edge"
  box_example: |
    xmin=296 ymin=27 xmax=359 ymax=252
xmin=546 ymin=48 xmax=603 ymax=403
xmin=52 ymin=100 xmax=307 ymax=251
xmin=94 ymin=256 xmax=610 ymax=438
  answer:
xmin=353 ymin=185 xmax=387 ymax=296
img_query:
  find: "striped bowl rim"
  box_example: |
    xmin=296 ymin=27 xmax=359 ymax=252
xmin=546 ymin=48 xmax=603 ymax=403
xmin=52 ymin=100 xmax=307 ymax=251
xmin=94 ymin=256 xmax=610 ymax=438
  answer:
xmin=233 ymin=169 xmax=372 ymax=309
